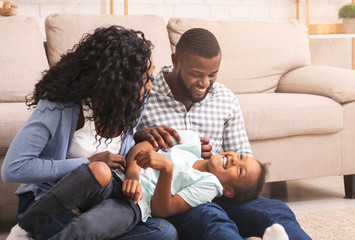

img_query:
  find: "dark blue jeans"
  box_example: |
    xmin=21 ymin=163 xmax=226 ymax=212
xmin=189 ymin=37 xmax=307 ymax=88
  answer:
xmin=215 ymin=196 xmax=311 ymax=239
xmin=18 ymin=191 xmax=177 ymax=240
xmin=168 ymin=197 xmax=311 ymax=240
xmin=167 ymin=202 xmax=243 ymax=240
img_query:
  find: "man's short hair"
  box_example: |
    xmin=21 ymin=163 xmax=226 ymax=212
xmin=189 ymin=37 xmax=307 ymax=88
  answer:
xmin=175 ymin=28 xmax=221 ymax=59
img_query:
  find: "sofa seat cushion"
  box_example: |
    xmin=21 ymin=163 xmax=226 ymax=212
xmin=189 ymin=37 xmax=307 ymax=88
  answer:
xmin=0 ymin=103 xmax=32 ymax=155
xmin=0 ymin=16 xmax=49 ymax=103
xmin=237 ymin=93 xmax=343 ymax=140
xmin=45 ymin=14 xmax=172 ymax=73
xmin=167 ymin=18 xmax=311 ymax=94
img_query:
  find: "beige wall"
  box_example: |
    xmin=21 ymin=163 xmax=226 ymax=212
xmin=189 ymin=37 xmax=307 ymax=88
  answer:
xmin=10 ymin=0 xmax=355 ymax=69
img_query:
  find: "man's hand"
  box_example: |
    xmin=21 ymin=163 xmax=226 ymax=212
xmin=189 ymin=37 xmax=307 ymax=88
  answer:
xmin=134 ymin=126 xmax=182 ymax=152
xmin=135 ymin=150 xmax=173 ymax=172
xmin=122 ymin=178 xmax=142 ymax=204
xmin=200 ymin=137 xmax=212 ymax=159
xmin=88 ymin=151 xmax=126 ymax=172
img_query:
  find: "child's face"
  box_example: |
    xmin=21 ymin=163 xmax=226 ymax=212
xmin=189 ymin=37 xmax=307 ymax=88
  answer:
xmin=207 ymin=152 xmax=261 ymax=192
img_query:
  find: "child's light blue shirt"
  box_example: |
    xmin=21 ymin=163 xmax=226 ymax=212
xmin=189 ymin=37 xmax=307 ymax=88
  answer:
xmin=138 ymin=130 xmax=223 ymax=222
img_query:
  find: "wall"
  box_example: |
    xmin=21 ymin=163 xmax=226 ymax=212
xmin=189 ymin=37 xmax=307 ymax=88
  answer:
xmin=11 ymin=0 xmax=354 ymax=69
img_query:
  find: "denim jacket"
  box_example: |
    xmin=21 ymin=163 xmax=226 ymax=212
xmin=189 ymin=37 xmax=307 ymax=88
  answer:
xmin=1 ymin=99 xmax=138 ymax=200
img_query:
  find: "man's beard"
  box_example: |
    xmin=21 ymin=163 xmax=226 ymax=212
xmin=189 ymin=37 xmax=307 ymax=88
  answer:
xmin=177 ymin=71 xmax=211 ymax=103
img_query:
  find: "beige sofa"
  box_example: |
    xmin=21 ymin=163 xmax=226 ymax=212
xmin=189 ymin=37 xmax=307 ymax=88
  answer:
xmin=1 ymin=14 xmax=355 ymax=207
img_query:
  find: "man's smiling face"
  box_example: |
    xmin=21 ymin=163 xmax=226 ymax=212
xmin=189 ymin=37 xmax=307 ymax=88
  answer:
xmin=176 ymin=53 xmax=221 ymax=103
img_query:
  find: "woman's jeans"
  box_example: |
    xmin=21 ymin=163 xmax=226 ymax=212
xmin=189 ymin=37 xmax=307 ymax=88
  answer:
xmin=17 ymin=166 xmax=177 ymax=240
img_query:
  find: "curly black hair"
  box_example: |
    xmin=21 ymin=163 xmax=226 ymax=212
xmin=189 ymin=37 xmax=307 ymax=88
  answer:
xmin=26 ymin=25 xmax=153 ymax=141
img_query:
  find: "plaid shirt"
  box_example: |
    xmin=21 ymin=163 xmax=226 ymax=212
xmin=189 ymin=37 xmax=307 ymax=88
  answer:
xmin=137 ymin=66 xmax=253 ymax=156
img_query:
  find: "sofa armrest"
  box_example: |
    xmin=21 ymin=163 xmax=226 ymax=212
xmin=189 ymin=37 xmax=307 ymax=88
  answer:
xmin=277 ymin=65 xmax=355 ymax=103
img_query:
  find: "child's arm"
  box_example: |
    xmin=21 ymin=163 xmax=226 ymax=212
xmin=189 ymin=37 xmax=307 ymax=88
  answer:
xmin=135 ymin=151 xmax=193 ymax=218
xmin=122 ymin=141 xmax=156 ymax=204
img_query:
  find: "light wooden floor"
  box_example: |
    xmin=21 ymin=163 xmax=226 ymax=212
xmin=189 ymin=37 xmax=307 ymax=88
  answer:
xmin=1 ymin=175 xmax=355 ymax=239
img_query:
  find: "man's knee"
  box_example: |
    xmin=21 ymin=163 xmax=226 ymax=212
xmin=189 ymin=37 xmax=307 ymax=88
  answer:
xmin=120 ymin=218 xmax=178 ymax=240
xmin=88 ymin=162 xmax=112 ymax=187
xmin=195 ymin=202 xmax=228 ymax=217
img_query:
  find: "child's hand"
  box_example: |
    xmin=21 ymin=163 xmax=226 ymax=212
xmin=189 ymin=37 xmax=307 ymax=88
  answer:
xmin=135 ymin=150 xmax=172 ymax=172
xmin=122 ymin=178 xmax=142 ymax=204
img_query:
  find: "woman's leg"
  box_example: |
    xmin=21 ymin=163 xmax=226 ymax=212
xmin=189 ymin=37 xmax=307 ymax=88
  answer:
xmin=50 ymin=198 xmax=141 ymax=240
xmin=17 ymin=192 xmax=77 ymax=240
xmin=17 ymin=162 xmax=111 ymax=238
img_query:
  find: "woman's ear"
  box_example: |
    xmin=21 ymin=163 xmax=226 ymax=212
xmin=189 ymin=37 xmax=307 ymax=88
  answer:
xmin=222 ymin=186 xmax=235 ymax=198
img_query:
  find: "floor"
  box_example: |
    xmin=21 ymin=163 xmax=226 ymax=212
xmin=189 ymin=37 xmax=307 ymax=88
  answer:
xmin=1 ymin=175 xmax=355 ymax=239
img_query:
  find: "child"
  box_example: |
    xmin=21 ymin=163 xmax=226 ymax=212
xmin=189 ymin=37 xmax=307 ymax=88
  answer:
xmin=122 ymin=130 xmax=267 ymax=221
xmin=10 ymin=130 xmax=267 ymax=240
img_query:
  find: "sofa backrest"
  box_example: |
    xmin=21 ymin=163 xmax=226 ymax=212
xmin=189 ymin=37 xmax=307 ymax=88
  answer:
xmin=0 ymin=16 xmax=49 ymax=102
xmin=167 ymin=18 xmax=311 ymax=93
xmin=44 ymin=14 xmax=172 ymax=73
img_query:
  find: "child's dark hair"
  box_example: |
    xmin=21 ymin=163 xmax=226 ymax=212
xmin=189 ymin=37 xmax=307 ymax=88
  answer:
xmin=218 ymin=160 xmax=268 ymax=205
xmin=232 ymin=161 xmax=268 ymax=204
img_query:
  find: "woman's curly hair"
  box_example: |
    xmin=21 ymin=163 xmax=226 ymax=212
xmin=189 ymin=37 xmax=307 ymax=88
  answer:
xmin=26 ymin=25 xmax=153 ymax=141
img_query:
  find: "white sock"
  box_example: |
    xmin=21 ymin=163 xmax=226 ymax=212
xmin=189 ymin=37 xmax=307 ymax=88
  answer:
xmin=6 ymin=223 xmax=30 ymax=240
xmin=263 ymin=223 xmax=289 ymax=240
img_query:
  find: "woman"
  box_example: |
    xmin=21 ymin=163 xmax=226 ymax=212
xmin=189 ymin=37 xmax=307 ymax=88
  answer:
xmin=2 ymin=25 xmax=176 ymax=240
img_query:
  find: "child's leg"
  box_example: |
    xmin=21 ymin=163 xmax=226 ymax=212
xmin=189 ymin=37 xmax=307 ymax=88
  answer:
xmin=49 ymin=198 xmax=141 ymax=240
xmin=17 ymin=162 xmax=111 ymax=238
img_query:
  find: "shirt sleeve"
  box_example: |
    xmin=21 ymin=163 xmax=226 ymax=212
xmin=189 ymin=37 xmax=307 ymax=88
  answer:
xmin=1 ymin=101 xmax=89 ymax=183
xmin=177 ymin=174 xmax=223 ymax=207
xmin=222 ymin=93 xmax=253 ymax=157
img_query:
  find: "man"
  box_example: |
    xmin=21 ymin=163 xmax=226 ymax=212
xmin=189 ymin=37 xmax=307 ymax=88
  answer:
xmin=135 ymin=28 xmax=310 ymax=240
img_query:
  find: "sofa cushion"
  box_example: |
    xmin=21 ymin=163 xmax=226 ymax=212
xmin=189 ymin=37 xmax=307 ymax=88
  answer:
xmin=237 ymin=93 xmax=343 ymax=140
xmin=0 ymin=103 xmax=33 ymax=155
xmin=278 ymin=65 xmax=355 ymax=104
xmin=167 ymin=18 xmax=311 ymax=94
xmin=45 ymin=14 xmax=172 ymax=74
xmin=0 ymin=16 xmax=49 ymax=102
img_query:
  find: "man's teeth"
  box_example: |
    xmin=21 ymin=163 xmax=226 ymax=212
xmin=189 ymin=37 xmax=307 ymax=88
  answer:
xmin=195 ymin=87 xmax=206 ymax=92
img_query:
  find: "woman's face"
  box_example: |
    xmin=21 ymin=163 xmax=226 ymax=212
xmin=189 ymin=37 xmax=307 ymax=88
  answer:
xmin=140 ymin=60 xmax=155 ymax=100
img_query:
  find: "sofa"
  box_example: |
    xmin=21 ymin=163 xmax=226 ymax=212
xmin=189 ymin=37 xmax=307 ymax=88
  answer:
xmin=1 ymin=14 xmax=355 ymax=207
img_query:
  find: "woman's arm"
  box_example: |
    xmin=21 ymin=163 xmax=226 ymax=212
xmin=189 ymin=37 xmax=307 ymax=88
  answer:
xmin=1 ymin=101 xmax=88 ymax=183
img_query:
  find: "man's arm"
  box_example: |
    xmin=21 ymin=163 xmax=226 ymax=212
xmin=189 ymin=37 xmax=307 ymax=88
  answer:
xmin=135 ymin=150 xmax=193 ymax=218
xmin=222 ymin=96 xmax=253 ymax=156
xmin=135 ymin=126 xmax=213 ymax=159
xmin=134 ymin=126 xmax=182 ymax=152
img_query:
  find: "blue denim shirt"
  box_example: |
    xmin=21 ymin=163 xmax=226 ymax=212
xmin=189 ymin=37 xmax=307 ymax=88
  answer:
xmin=1 ymin=99 xmax=137 ymax=200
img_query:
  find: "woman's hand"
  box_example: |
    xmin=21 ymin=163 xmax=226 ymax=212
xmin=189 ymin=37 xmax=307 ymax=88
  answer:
xmin=135 ymin=150 xmax=172 ymax=173
xmin=122 ymin=178 xmax=142 ymax=204
xmin=88 ymin=151 xmax=126 ymax=172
